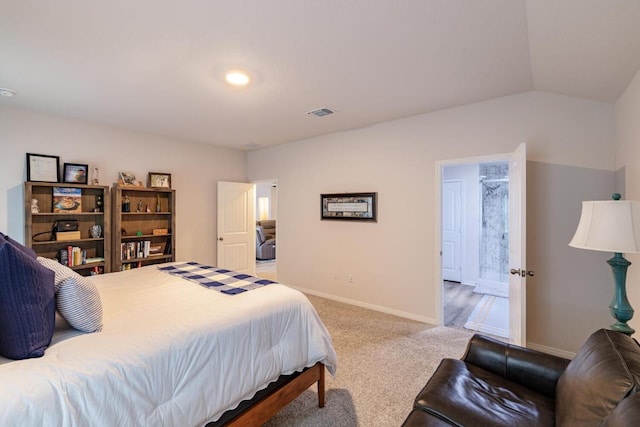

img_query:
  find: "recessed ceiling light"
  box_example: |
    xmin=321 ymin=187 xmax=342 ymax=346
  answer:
xmin=225 ymin=70 xmax=251 ymax=87
xmin=0 ymin=88 xmax=17 ymax=97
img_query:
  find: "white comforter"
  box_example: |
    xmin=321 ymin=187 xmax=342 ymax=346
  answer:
xmin=0 ymin=264 xmax=337 ymax=426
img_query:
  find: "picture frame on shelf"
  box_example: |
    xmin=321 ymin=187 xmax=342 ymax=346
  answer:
xmin=148 ymin=172 xmax=171 ymax=189
xmin=118 ymin=171 xmax=143 ymax=187
xmin=63 ymin=163 xmax=89 ymax=184
xmin=52 ymin=187 xmax=82 ymax=213
xmin=320 ymin=192 xmax=378 ymax=222
xmin=26 ymin=153 xmax=60 ymax=183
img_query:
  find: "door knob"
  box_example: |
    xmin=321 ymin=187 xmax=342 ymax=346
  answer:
xmin=218 ymin=237 xmax=224 ymax=241
xmin=510 ymin=268 xmax=535 ymax=277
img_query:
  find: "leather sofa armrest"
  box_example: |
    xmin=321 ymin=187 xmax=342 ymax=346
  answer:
xmin=462 ymin=334 xmax=570 ymax=397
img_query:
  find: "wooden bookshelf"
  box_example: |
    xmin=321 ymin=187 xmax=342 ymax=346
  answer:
xmin=111 ymin=184 xmax=175 ymax=271
xmin=24 ymin=182 xmax=111 ymax=275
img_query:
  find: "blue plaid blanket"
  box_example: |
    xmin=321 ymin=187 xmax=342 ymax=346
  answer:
xmin=158 ymin=262 xmax=276 ymax=295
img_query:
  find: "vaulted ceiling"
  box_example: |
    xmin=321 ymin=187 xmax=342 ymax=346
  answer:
xmin=1 ymin=1 xmax=639 ymax=150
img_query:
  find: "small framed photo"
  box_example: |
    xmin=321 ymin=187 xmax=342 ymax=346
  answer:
xmin=63 ymin=163 xmax=89 ymax=184
xmin=26 ymin=153 xmax=60 ymax=183
xmin=118 ymin=171 xmax=142 ymax=187
xmin=321 ymin=192 xmax=378 ymax=222
xmin=148 ymin=172 xmax=172 ymax=189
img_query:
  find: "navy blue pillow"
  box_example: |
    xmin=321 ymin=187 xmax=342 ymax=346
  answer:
xmin=0 ymin=237 xmax=55 ymax=359
xmin=0 ymin=232 xmax=37 ymax=259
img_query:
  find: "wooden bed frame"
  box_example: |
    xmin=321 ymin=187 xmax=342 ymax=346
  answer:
xmin=207 ymin=362 xmax=326 ymax=426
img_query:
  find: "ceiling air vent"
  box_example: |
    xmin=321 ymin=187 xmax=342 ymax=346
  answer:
xmin=307 ymin=107 xmax=335 ymax=117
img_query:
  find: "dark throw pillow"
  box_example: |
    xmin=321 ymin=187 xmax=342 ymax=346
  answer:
xmin=0 ymin=231 xmax=37 ymax=259
xmin=0 ymin=238 xmax=55 ymax=359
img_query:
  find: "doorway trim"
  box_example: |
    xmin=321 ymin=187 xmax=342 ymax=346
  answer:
xmin=435 ymin=152 xmax=512 ymax=326
xmin=253 ymin=178 xmax=278 ymax=273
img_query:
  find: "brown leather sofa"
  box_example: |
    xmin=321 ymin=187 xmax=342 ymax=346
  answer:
xmin=402 ymin=329 xmax=640 ymax=426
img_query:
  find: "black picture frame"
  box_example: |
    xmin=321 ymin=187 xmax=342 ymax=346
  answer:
xmin=26 ymin=153 xmax=60 ymax=183
xmin=321 ymin=192 xmax=377 ymax=222
xmin=63 ymin=163 xmax=89 ymax=184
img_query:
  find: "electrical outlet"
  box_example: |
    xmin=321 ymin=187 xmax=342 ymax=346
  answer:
xmin=332 ymin=272 xmax=338 ymax=280
xmin=348 ymin=274 xmax=354 ymax=283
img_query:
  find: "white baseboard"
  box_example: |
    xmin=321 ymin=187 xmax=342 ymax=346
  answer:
xmin=527 ymin=341 xmax=576 ymax=359
xmin=292 ymin=286 xmax=437 ymax=325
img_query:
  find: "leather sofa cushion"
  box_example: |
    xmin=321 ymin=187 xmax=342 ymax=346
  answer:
xmin=415 ymin=358 xmax=555 ymax=427
xmin=556 ymin=329 xmax=640 ymax=426
xmin=600 ymin=392 xmax=640 ymax=427
xmin=463 ymin=334 xmax=569 ymax=397
xmin=401 ymin=409 xmax=454 ymax=427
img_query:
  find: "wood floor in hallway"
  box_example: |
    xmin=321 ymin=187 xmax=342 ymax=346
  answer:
xmin=255 ymin=259 xmax=277 ymax=281
xmin=443 ymin=281 xmax=483 ymax=329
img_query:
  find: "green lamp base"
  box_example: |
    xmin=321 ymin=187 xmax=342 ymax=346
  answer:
xmin=608 ymin=253 xmax=635 ymax=336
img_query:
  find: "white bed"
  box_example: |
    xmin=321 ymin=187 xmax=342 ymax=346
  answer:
xmin=0 ymin=263 xmax=337 ymax=426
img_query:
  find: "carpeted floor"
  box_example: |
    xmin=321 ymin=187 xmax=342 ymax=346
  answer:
xmin=264 ymin=295 xmax=474 ymax=427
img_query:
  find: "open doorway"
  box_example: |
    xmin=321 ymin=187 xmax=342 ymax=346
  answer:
xmin=442 ymin=162 xmax=510 ymax=339
xmin=254 ymin=180 xmax=278 ymax=281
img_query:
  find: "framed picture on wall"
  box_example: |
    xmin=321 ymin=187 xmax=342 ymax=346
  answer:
xmin=26 ymin=153 xmax=60 ymax=183
xmin=321 ymin=192 xmax=377 ymax=222
xmin=63 ymin=163 xmax=89 ymax=184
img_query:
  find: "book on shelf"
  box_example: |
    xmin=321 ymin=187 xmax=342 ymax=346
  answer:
xmin=149 ymin=241 xmax=166 ymax=255
xmin=57 ymin=246 xmax=86 ymax=267
xmin=53 ymin=187 xmax=82 ymax=213
xmin=120 ymin=262 xmax=140 ymax=271
xmin=121 ymin=241 xmax=153 ymax=260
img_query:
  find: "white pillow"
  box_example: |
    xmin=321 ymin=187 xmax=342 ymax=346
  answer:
xmin=37 ymin=257 xmax=103 ymax=333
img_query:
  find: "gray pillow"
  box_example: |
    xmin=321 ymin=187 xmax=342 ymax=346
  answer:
xmin=37 ymin=257 xmax=103 ymax=333
xmin=57 ymin=275 xmax=103 ymax=333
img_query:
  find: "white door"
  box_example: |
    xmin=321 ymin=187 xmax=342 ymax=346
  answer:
xmin=508 ymin=143 xmax=528 ymax=346
xmin=442 ymin=180 xmax=462 ymax=282
xmin=217 ymin=181 xmax=256 ymax=275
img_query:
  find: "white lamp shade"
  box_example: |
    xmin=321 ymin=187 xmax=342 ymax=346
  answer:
xmin=569 ymin=200 xmax=640 ymax=253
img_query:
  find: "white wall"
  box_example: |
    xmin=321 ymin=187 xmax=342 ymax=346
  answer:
xmin=248 ymin=91 xmax=616 ymax=353
xmin=0 ymin=106 xmax=247 ymax=264
xmin=615 ymin=68 xmax=640 ymax=334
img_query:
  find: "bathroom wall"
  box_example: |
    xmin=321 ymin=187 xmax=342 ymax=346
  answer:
xmin=479 ymin=163 xmax=509 ymax=283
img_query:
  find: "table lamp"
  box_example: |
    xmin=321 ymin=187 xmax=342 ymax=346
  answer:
xmin=569 ymin=193 xmax=640 ymax=335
